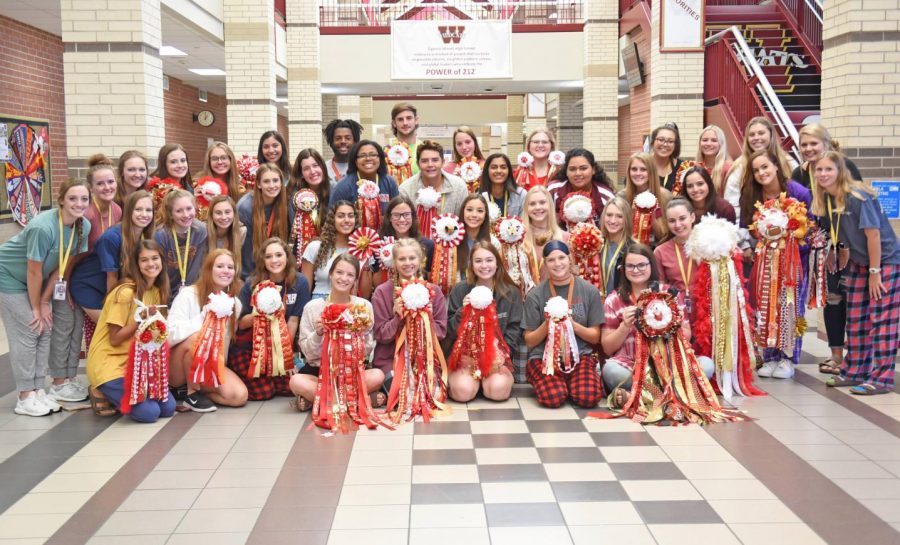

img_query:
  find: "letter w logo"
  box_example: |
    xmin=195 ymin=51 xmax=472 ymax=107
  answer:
xmin=438 ymin=26 xmax=465 ymax=44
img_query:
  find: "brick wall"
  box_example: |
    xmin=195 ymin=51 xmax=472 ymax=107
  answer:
xmin=277 ymin=114 xmax=290 ymax=155
xmin=163 ymin=76 xmax=227 ymax=168
xmin=618 ymin=26 xmax=652 ymax=174
xmin=0 ymin=15 xmax=68 ymax=198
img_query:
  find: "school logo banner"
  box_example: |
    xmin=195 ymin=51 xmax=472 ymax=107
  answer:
xmin=391 ymin=20 xmax=512 ymax=80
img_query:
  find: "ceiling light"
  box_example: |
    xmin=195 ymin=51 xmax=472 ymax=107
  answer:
xmin=189 ymin=68 xmax=226 ymax=76
xmin=274 ymin=97 xmax=288 ymax=103
xmin=160 ymin=45 xmax=187 ymax=57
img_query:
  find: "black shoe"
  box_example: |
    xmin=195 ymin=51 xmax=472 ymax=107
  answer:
xmin=185 ymin=391 xmax=217 ymax=413
xmin=171 ymin=385 xmax=188 ymax=401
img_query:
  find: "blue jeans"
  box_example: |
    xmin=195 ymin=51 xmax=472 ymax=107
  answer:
xmin=99 ymin=377 xmax=176 ymax=423
xmin=602 ymin=356 xmax=715 ymax=392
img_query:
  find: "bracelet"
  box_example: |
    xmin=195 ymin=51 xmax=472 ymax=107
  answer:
xmin=869 ymin=267 xmax=882 ymax=274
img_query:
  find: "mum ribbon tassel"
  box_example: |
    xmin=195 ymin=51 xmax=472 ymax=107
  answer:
xmin=121 ymin=305 xmax=169 ymax=414
xmin=386 ymin=280 xmax=449 ymax=424
xmin=807 ymin=228 xmax=828 ymax=309
xmin=290 ymin=190 xmax=319 ymax=267
xmin=447 ymin=299 xmax=510 ymax=380
xmin=357 ymin=190 xmax=382 ymax=232
xmin=543 ymin=316 xmax=579 ymax=376
xmin=189 ymin=293 xmax=233 ymax=388
xmin=632 ymin=207 xmax=654 ymax=246
xmin=312 ymin=303 xmax=390 ymax=433
xmin=495 ymin=217 xmax=535 ymax=297
xmin=248 ymin=281 xmax=292 ymax=379
xmin=429 ymin=214 xmax=465 ymax=296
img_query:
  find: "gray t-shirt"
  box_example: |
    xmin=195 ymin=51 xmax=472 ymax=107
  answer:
xmin=301 ymin=240 xmax=349 ymax=296
xmin=824 ymin=191 xmax=900 ymax=267
xmin=523 ymin=276 xmax=605 ymax=361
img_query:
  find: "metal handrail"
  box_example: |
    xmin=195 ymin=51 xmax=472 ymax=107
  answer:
xmin=706 ymin=25 xmax=801 ymax=160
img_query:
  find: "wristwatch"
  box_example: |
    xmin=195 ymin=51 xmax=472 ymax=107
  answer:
xmin=869 ymin=267 xmax=882 ymax=274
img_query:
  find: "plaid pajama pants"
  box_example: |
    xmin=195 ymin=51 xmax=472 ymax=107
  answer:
xmin=227 ymin=340 xmax=293 ymax=401
xmin=841 ymin=263 xmax=900 ymax=388
xmin=526 ymin=355 xmax=603 ymax=408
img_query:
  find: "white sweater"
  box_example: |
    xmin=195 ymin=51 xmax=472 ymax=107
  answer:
xmin=168 ymin=285 xmax=242 ymax=346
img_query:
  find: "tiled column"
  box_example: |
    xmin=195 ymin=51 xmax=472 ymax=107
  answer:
xmin=286 ymin=0 xmax=321 ymax=152
xmin=224 ymin=0 xmax=277 ymax=155
xmin=584 ymin=0 xmax=618 ymax=177
xmin=337 ymin=95 xmax=361 ymax=122
xmin=321 ymin=95 xmax=337 ymax=159
xmin=649 ymin=0 xmax=704 ymax=152
xmin=61 ymin=0 xmax=165 ymax=179
xmin=557 ymin=92 xmax=584 ymax=152
xmin=359 ymin=96 xmax=374 ymax=140
xmin=821 ymin=0 xmax=900 ymax=186
xmin=506 ymin=95 xmax=525 ymax=156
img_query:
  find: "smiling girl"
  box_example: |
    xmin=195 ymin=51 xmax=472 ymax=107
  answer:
xmin=148 ymin=144 xmax=194 ymax=208
xmin=115 ymin=150 xmax=149 ymax=207
xmin=154 ymin=189 xmax=209 ymax=298
xmin=549 ymin=148 xmax=615 ymax=229
xmin=654 ymin=199 xmax=698 ymax=295
xmin=237 ymin=163 xmax=292 ymax=280
xmin=302 ymin=201 xmax=372 ymax=298
xmin=598 ymin=197 xmax=634 ymax=297
xmin=680 ymin=166 xmax=735 ymax=224
xmin=206 ymin=195 xmax=245 ymax=262
xmin=515 ymin=128 xmax=556 ymax=191
xmin=257 ymin=130 xmax=291 ymax=179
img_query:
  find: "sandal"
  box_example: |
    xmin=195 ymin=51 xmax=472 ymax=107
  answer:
xmin=370 ymin=391 xmax=387 ymax=408
xmin=610 ymin=387 xmax=629 ymax=409
xmin=850 ymin=384 xmax=891 ymax=396
xmin=295 ymin=395 xmax=312 ymax=412
xmin=818 ymin=359 xmax=841 ymax=375
xmin=89 ymin=388 xmax=117 ymax=417
xmin=826 ymin=376 xmax=862 ymax=388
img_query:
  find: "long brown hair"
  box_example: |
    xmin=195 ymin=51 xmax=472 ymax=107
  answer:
xmin=121 ymin=239 xmax=170 ymax=306
xmin=457 ymin=193 xmax=492 ymax=277
xmin=197 ymin=142 xmax=241 ymax=198
xmin=252 ymin=163 xmax=290 ymax=265
xmin=205 ymin=195 xmax=243 ymax=266
xmin=156 ymin=189 xmax=195 ymax=230
xmin=624 ymin=153 xmax=670 ymax=241
xmin=115 ymin=150 xmax=148 ymax=206
xmin=251 ymin=236 xmax=297 ymax=289
xmin=810 ymin=151 xmax=876 ymax=217
xmin=193 ymin=249 xmax=240 ymax=333
xmin=451 ymin=126 xmax=485 ymax=163
xmin=616 ymin=243 xmax=660 ymax=304
xmin=57 ymin=178 xmax=91 ymax=257
xmin=152 ymin=143 xmax=193 ymax=191
xmin=464 ymin=241 xmax=517 ymax=299
xmin=734 ymin=117 xmax=793 ymax=179
xmin=739 ymin=149 xmax=788 ymax=225
xmin=120 ymin=190 xmax=155 ymax=273
xmin=314 ymin=201 xmax=358 ymax=271
xmin=290 ymin=148 xmax=330 ymax=227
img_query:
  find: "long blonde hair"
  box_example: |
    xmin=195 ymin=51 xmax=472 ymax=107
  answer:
xmin=811 ymin=151 xmax=875 ymax=217
xmin=600 ymin=196 xmax=634 ymax=245
xmin=197 ymin=142 xmax=242 ymax=199
xmin=205 ymin=195 xmax=243 ymax=266
xmin=623 ymin=153 xmax=670 ymax=241
xmin=695 ymin=125 xmax=730 ymax=191
xmin=733 ymin=117 xmax=792 ymax=179
xmin=521 ymin=185 xmax=564 ymax=257
xmin=391 ymin=237 xmax=426 ymax=286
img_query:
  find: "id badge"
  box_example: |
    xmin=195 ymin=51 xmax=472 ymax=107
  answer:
xmin=53 ymin=281 xmax=67 ymax=301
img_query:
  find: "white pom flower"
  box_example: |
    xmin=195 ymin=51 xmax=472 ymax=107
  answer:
xmin=517 ymin=151 xmax=534 ymax=169
xmin=563 ymin=194 xmax=592 ymax=223
xmin=548 ymin=150 xmax=566 ymax=167
xmin=468 ymin=286 xmax=493 ymax=310
xmin=377 ymin=241 xmax=395 ymax=269
xmin=545 ymin=296 xmax=570 ymax=321
xmin=199 ymin=181 xmax=222 ymax=199
xmin=458 ymin=161 xmax=482 ymax=183
xmin=387 ymin=144 xmax=410 ymax=167
xmin=487 ymin=200 xmax=502 ymax=224
xmin=207 ymin=292 xmax=235 ymax=319
xmin=643 ymin=300 xmax=673 ymax=330
xmin=433 ymin=214 xmax=463 ymax=244
xmin=497 ymin=217 xmax=525 ymax=244
xmin=633 ymin=191 xmax=658 ymax=210
xmin=401 ymin=282 xmax=430 ymax=311
xmin=417 ymin=186 xmax=441 ymax=210
xmin=294 ymin=189 xmax=318 ymax=212
xmin=685 ymin=215 xmax=738 ymax=261
xmin=758 ymin=208 xmax=788 ymax=234
xmin=255 ymin=286 xmax=283 ymax=315
xmin=358 ymin=180 xmax=380 ymax=200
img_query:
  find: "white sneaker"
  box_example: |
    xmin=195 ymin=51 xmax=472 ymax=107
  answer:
xmin=14 ymin=392 xmax=51 ymax=417
xmin=36 ymin=389 xmax=63 ymax=413
xmin=772 ymin=360 xmax=796 ymax=379
xmin=757 ymin=361 xmax=776 ymax=378
xmin=49 ymin=380 xmax=88 ymax=402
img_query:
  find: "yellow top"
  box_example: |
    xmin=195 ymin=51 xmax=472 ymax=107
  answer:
xmin=86 ymin=283 xmax=163 ymax=387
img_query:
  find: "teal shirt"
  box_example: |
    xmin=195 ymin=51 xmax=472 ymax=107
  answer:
xmin=0 ymin=209 xmax=91 ymax=294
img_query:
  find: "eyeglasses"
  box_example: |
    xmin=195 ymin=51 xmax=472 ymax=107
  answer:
xmin=357 ymin=153 xmax=380 ymax=160
xmin=391 ymin=212 xmax=412 ymax=220
xmin=654 ymin=138 xmax=676 ymax=146
xmin=210 ymin=155 xmax=229 ymax=163
xmin=624 ymin=262 xmax=651 ymax=272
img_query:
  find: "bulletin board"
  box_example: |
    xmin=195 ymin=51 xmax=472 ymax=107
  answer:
xmin=0 ymin=115 xmax=52 ymax=226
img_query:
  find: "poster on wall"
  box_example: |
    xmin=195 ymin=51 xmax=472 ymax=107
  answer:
xmin=391 ymin=20 xmax=512 ymax=80
xmin=660 ymin=0 xmax=705 ymax=52
xmin=0 ymin=115 xmax=52 ymax=227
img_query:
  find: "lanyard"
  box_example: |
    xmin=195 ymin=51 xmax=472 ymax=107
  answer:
xmin=600 ymin=241 xmax=623 ymax=294
xmin=497 ymin=191 xmax=508 ymax=216
xmin=549 ymin=275 xmax=575 ymax=308
xmin=674 ymin=242 xmax=693 ymax=293
xmin=826 ymin=194 xmax=841 ymax=247
xmin=172 ymin=226 xmax=191 ymax=286
xmin=57 ymin=212 xmax=76 ymax=282
xmin=92 ymin=197 xmax=109 ymax=233
xmin=331 ymin=159 xmax=343 ymax=182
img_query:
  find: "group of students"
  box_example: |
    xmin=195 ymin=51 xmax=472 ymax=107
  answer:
xmin=0 ymin=102 xmax=895 ymax=428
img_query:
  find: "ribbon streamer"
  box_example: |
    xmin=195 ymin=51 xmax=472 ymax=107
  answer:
xmin=248 ymin=281 xmax=292 ymax=379
xmin=121 ymin=308 xmax=169 ymax=414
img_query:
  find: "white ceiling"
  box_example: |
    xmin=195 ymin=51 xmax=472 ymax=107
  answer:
xmin=0 ymin=0 xmax=60 ymax=35
xmin=160 ymin=8 xmax=228 ymax=96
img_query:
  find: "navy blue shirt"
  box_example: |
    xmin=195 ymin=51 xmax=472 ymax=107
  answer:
xmin=70 ymin=224 xmax=125 ymax=309
xmin=329 ymin=173 xmax=399 ymax=214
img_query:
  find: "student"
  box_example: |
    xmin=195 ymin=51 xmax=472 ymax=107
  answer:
xmin=548 ymin=148 xmax=615 ymax=229
xmin=695 ymin=125 xmax=732 ymax=194
xmin=384 ymin=102 xmax=422 ymax=183
xmin=86 ymin=240 xmax=174 ymax=422
xmin=291 ymin=254 xmax=383 ymax=412
xmin=445 ymin=242 xmax=521 ymax=402
xmin=398 ymin=140 xmax=468 ymax=235
xmin=598 ymin=197 xmax=634 ymax=297
xmin=148 ymin=143 xmax=194 ymax=206
xmin=514 ymin=128 xmax=557 ymax=191
xmin=444 ymin=126 xmax=486 ymax=182
xmin=302 ymin=201 xmax=371 ymax=298
xmin=115 ymin=150 xmax=149 ymax=207
xmin=0 ymin=179 xmax=91 ymax=416
xmin=236 ymin=163 xmax=292 ymax=279
xmin=228 ymin=237 xmax=310 ymax=400
xmin=324 ymin=119 xmax=363 ymax=185
xmin=82 ymin=154 xmax=122 ymax=249
xmin=654 ymin=199 xmax=698 ymax=295
xmin=680 ymin=166 xmax=736 ymax=224
xmin=478 ymin=153 xmax=526 ymax=219
xmin=154 ymin=189 xmax=209 ymax=298
xmin=206 ymin=195 xmax=245 ymax=259
xmin=168 ymin=249 xmax=248 ymax=411
xmin=375 ymin=196 xmax=435 ymax=287
xmin=650 ymin=123 xmax=684 ymax=192
xmin=620 ymin=152 xmax=671 ymax=246
xmin=257 ymin=130 xmax=291 ymax=180
xmin=289 ymin=148 xmax=330 ymax=263
xmin=196 ymin=141 xmax=242 ymax=199
xmin=724 ymin=117 xmax=798 ymax=210
xmin=521 ymin=186 xmax=568 ymax=284
xmin=523 ymin=241 xmax=604 ymax=408
xmin=329 ymin=140 xmax=400 ymax=221
xmin=816 ymin=152 xmax=900 ymax=395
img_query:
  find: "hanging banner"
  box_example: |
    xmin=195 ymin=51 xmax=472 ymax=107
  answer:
xmin=660 ymin=0 xmax=705 ymax=52
xmin=391 ymin=20 xmax=512 ymax=80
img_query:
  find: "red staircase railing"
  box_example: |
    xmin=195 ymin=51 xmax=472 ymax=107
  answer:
xmin=777 ymin=0 xmax=822 ymax=66
xmin=705 ymin=36 xmax=766 ymax=143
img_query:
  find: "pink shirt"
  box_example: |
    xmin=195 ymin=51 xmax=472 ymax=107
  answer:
xmin=84 ymin=200 xmax=123 ymax=251
xmin=653 ymin=239 xmax=694 ymax=294
xmin=602 ymin=291 xmax=636 ymax=370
